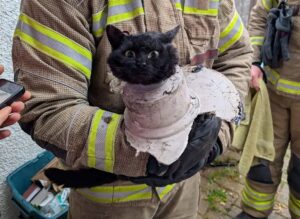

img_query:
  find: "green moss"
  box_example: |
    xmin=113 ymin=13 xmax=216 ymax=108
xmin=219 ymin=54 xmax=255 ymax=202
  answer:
xmin=207 ymin=167 xmax=239 ymax=184
xmin=207 ymin=189 xmax=228 ymax=211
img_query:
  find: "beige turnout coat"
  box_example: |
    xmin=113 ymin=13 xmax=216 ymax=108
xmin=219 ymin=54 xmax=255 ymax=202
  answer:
xmin=13 ymin=0 xmax=252 ymax=208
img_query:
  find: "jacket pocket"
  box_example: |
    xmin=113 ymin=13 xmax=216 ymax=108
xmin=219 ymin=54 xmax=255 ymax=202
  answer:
xmin=183 ymin=14 xmax=219 ymax=65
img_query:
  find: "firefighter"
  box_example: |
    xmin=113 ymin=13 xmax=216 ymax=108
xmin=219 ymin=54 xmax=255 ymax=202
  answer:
xmin=12 ymin=0 xmax=252 ymax=218
xmin=236 ymin=0 xmax=300 ymax=218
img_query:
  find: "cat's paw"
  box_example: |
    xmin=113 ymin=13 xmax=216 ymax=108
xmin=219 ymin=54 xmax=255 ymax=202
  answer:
xmin=44 ymin=168 xmax=66 ymax=185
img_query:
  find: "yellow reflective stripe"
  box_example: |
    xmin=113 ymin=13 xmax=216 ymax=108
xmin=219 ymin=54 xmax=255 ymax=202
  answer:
xmin=277 ymin=79 xmax=300 ymax=95
xmin=279 ymin=79 xmax=300 ymax=89
xmin=109 ymin=0 xmax=136 ymax=7
xmin=78 ymin=190 xmax=152 ymax=203
xmin=87 ymin=110 xmax=105 ymax=168
xmin=251 ymin=42 xmax=264 ymax=46
xmin=244 ymin=181 xmax=274 ymax=201
xmin=104 ymin=113 xmax=121 ymax=172
xmin=86 ymin=110 xmax=121 ymax=172
xmin=16 ymin=13 xmax=92 ymax=78
xmin=183 ymin=0 xmax=219 ymax=16
xmin=14 ymin=29 xmax=91 ymax=79
xmin=264 ymin=66 xmax=280 ymax=85
xmin=262 ymin=0 xmax=279 ymax=11
xmin=264 ymin=67 xmax=300 ymax=95
xmin=77 ymin=190 xmax=113 ymax=203
xmin=158 ymin=184 xmax=176 ymax=199
xmin=242 ymin=191 xmax=274 ymax=211
xmin=291 ymin=194 xmax=300 ymax=209
xmin=92 ymin=1 xmax=144 ymax=37
xmin=175 ymin=1 xmax=183 ymax=11
xmin=114 ymin=191 xmax=152 ymax=202
xmin=90 ymin=184 xmax=148 ymax=193
xmin=92 ymin=6 xmax=108 ymax=37
xmin=290 ymin=194 xmax=300 ymax=217
xmin=107 ymin=7 xmax=144 ymax=24
xmin=219 ymin=11 xmax=244 ymax=53
xmin=77 ymin=184 xmax=152 ymax=203
xmin=93 ymin=27 xmax=106 ymax=38
xmin=93 ymin=6 xmax=107 ymax=22
xmin=272 ymin=0 xmax=279 ymax=7
xmin=183 ymin=7 xmax=218 ymax=16
xmin=20 ymin=13 xmax=91 ymax=61
xmin=250 ymin=36 xmax=265 ymax=46
xmin=221 ymin=11 xmax=239 ymax=38
xmin=262 ymin=0 xmax=272 ymax=11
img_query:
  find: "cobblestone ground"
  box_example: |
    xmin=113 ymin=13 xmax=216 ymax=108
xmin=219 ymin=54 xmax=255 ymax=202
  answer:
xmin=198 ymin=151 xmax=291 ymax=219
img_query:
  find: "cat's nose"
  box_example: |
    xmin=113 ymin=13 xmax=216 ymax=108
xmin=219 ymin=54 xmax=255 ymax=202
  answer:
xmin=137 ymin=62 xmax=147 ymax=68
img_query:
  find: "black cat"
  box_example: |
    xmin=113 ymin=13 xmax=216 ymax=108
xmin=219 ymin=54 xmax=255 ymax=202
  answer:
xmin=44 ymin=25 xmax=181 ymax=188
xmin=107 ymin=25 xmax=179 ymax=85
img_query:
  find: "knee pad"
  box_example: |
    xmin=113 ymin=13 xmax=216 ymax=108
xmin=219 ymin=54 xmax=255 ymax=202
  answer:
xmin=247 ymin=162 xmax=273 ymax=184
xmin=288 ymin=153 xmax=300 ymax=193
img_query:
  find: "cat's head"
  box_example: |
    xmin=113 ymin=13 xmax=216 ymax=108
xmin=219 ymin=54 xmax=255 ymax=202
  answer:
xmin=106 ymin=25 xmax=180 ymax=85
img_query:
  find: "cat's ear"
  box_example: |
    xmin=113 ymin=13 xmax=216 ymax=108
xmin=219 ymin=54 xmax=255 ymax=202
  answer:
xmin=106 ymin=25 xmax=126 ymax=49
xmin=160 ymin=25 xmax=180 ymax=43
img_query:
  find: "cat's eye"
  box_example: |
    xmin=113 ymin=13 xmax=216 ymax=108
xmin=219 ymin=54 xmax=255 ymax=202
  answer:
xmin=148 ymin=51 xmax=159 ymax=59
xmin=125 ymin=50 xmax=135 ymax=58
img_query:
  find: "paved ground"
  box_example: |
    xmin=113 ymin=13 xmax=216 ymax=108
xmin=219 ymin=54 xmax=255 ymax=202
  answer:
xmin=198 ymin=150 xmax=291 ymax=219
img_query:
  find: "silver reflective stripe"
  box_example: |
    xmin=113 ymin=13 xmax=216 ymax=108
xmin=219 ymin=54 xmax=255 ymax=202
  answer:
xmin=80 ymin=186 xmax=152 ymax=200
xmin=17 ymin=21 xmax=92 ymax=72
xmin=250 ymin=36 xmax=265 ymax=45
xmin=174 ymin=0 xmax=184 ymax=10
xmin=218 ymin=13 xmax=243 ymax=49
xmin=174 ymin=0 xmax=184 ymax=3
xmin=264 ymin=67 xmax=278 ymax=85
xmin=78 ymin=186 xmax=152 ymax=203
xmin=79 ymin=188 xmax=114 ymax=200
xmin=108 ymin=0 xmax=143 ymax=17
xmin=92 ymin=9 xmax=108 ymax=34
xmin=277 ymin=82 xmax=300 ymax=91
xmin=95 ymin=111 xmax=113 ymax=170
xmin=184 ymin=0 xmax=219 ymax=9
xmin=209 ymin=0 xmax=219 ymax=9
xmin=184 ymin=0 xmax=199 ymax=7
xmin=156 ymin=187 xmax=165 ymax=194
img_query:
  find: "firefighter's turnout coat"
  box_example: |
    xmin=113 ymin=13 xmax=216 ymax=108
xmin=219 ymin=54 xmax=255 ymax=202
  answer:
xmin=13 ymin=0 xmax=251 ymax=218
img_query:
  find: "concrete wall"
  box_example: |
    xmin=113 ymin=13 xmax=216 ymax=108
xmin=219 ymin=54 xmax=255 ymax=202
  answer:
xmin=0 ymin=1 xmax=252 ymax=218
xmin=0 ymin=1 xmax=43 ymax=219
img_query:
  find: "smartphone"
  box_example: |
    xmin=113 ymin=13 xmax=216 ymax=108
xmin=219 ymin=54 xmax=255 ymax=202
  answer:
xmin=0 ymin=79 xmax=25 ymax=109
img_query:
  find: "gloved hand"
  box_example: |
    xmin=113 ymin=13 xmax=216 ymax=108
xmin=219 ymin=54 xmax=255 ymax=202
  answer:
xmin=126 ymin=113 xmax=222 ymax=187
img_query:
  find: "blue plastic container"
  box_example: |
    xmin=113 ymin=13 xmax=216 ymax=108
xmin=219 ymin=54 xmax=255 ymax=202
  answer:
xmin=6 ymin=151 xmax=68 ymax=219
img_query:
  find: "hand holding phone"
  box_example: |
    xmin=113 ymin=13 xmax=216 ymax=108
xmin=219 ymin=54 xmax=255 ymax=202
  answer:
xmin=0 ymin=79 xmax=25 ymax=110
xmin=0 ymin=65 xmax=31 ymax=139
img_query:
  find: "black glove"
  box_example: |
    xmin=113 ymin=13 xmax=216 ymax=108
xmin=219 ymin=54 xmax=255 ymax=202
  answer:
xmin=261 ymin=8 xmax=280 ymax=67
xmin=275 ymin=7 xmax=293 ymax=62
xmin=262 ymin=5 xmax=293 ymax=68
xmin=127 ymin=113 xmax=222 ymax=187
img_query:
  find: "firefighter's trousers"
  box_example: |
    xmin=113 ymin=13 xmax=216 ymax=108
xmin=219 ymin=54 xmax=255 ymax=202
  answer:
xmin=68 ymin=173 xmax=201 ymax=219
xmin=241 ymin=88 xmax=300 ymax=218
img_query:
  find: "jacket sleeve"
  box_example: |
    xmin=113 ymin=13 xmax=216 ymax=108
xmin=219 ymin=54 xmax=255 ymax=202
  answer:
xmin=13 ymin=0 xmax=149 ymax=177
xmin=212 ymin=0 xmax=253 ymax=150
xmin=248 ymin=0 xmax=274 ymax=63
